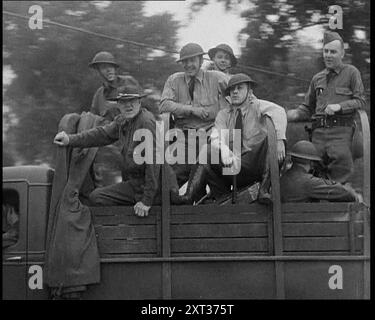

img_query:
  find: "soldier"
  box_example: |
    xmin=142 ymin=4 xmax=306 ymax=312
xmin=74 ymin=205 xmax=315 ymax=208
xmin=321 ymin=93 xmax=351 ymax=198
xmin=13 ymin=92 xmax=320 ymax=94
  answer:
xmin=89 ymin=51 xmax=140 ymax=118
xmin=203 ymin=43 xmax=237 ymax=79
xmin=54 ymin=85 xmax=178 ymax=217
xmin=177 ymin=73 xmax=287 ymax=204
xmin=88 ymin=51 xmax=142 ymax=187
xmin=280 ymin=141 xmax=362 ymax=203
xmin=287 ymin=31 xmax=366 ymax=183
xmin=160 ymin=43 xmax=228 ymax=187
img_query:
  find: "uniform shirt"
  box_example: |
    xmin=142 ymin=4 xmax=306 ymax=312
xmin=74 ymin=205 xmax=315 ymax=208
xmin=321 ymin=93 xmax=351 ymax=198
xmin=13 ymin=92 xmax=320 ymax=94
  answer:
xmin=296 ymin=64 xmax=366 ymax=119
xmin=211 ymin=95 xmax=287 ymax=152
xmin=90 ymin=75 xmax=140 ymax=117
xmin=160 ymin=69 xmax=228 ymax=130
xmin=69 ymin=108 xmax=159 ymax=206
xmin=280 ymin=164 xmax=356 ymax=202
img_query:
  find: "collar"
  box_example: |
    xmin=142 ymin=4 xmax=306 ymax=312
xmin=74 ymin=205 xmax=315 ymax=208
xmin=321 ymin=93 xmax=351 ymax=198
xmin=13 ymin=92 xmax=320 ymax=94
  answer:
xmin=228 ymin=93 xmax=257 ymax=116
xmin=184 ymin=69 xmax=204 ymax=84
xmin=324 ymin=63 xmax=344 ymax=75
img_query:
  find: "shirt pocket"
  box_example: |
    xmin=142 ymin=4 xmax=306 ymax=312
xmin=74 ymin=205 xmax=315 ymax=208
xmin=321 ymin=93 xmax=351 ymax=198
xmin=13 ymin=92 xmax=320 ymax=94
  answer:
xmin=315 ymin=77 xmax=326 ymax=96
xmin=335 ymin=87 xmax=353 ymax=96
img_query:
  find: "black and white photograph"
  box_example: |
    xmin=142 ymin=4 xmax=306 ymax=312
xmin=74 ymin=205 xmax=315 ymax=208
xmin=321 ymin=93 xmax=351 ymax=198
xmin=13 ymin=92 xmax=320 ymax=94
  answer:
xmin=2 ymin=0 xmax=370 ymax=303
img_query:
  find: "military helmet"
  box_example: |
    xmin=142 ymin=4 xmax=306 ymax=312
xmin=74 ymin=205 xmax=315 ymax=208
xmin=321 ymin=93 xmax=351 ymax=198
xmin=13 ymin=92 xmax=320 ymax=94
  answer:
xmin=225 ymin=73 xmax=257 ymax=96
xmin=89 ymin=51 xmax=119 ymax=68
xmin=208 ymin=44 xmax=237 ymax=67
xmin=288 ymin=140 xmax=322 ymax=161
xmin=107 ymin=84 xmax=147 ymax=102
xmin=177 ymin=43 xmax=206 ymax=62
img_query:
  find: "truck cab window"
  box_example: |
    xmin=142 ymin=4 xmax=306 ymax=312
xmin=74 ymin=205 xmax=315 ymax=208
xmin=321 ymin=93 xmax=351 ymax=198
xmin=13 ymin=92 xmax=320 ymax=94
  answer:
xmin=2 ymin=189 xmax=20 ymax=248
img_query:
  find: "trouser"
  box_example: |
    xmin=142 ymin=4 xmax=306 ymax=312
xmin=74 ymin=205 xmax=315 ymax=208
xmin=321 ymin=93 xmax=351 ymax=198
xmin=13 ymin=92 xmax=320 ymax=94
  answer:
xmin=312 ymin=126 xmax=354 ymax=183
xmin=92 ymin=144 xmax=125 ymax=188
xmin=205 ymin=137 xmax=268 ymax=198
xmin=89 ymin=180 xmax=161 ymax=206
xmin=171 ymin=129 xmax=209 ymax=187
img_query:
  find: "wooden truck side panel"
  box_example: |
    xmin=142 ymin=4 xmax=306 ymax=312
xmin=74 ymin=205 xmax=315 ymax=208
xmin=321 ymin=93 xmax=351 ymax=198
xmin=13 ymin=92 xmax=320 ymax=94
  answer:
xmin=2 ymin=110 xmax=369 ymax=299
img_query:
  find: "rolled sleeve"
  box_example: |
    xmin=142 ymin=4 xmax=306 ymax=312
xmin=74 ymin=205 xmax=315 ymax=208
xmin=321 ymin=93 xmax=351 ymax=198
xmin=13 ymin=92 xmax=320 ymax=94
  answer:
xmin=259 ymin=101 xmax=287 ymax=140
xmin=295 ymin=80 xmax=316 ymax=120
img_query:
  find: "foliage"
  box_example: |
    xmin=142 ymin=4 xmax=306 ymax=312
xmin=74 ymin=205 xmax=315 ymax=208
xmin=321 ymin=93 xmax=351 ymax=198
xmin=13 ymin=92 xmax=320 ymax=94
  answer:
xmin=3 ymin=1 xmax=181 ymax=165
xmin=192 ymin=0 xmax=370 ymax=108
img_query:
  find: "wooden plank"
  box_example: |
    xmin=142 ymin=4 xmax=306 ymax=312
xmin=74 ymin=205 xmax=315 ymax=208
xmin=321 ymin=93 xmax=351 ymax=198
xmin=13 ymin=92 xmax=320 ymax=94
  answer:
xmin=363 ymin=207 xmax=370 ymax=298
xmin=283 ymin=222 xmax=348 ymax=237
xmin=170 ymin=223 xmax=268 ymax=238
xmin=266 ymin=116 xmax=285 ymax=299
xmin=171 ymin=203 xmax=269 ymax=215
xmin=161 ymin=164 xmax=171 ymax=257
xmin=93 ymin=214 xmax=157 ymax=226
xmin=355 ymin=236 xmax=364 ymax=252
xmin=282 ymin=212 xmax=350 ymax=222
xmin=284 ymin=237 xmax=349 ymax=252
xmin=162 ymin=262 xmax=171 ymax=300
xmin=267 ymin=214 xmax=274 ymax=255
xmin=100 ymin=253 xmax=157 ymax=259
xmin=354 ymin=221 xmax=364 ymax=235
xmin=161 ymin=116 xmax=172 ymax=299
xmin=282 ymin=202 xmax=353 ymax=213
xmin=283 ymin=250 xmax=352 ymax=256
xmin=171 ymin=238 xmax=268 ymax=253
xmin=348 ymin=211 xmax=355 ymax=254
xmin=91 ymin=206 xmax=161 ymax=216
xmin=156 ymin=209 xmax=162 ymax=257
xmin=171 ymin=212 xmax=269 ymax=224
xmin=98 ymin=239 xmax=157 ymax=254
xmin=96 ymin=225 xmax=156 ymax=239
xmin=357 ymin=110 xmax=370 ymax=205
xmin=171 ymin=252 xmax=270 ymax=257
xmin=355 ymin=108 xmax=371 ymax=298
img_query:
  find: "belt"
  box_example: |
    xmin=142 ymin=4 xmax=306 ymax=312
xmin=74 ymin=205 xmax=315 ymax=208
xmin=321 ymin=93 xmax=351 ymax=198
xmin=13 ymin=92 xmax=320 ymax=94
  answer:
xmin=311 ymin=116 xmax=354 ymax=130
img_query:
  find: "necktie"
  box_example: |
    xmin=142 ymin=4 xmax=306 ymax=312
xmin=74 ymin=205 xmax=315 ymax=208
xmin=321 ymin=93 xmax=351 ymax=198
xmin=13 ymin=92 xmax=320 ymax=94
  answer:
xmin=188 ymin=76 xmax=195 ymax=101
xmin=327 ymin=69 xmax=335 ymax=84
xmin=234 ymin=108 xmax=243 ymax=148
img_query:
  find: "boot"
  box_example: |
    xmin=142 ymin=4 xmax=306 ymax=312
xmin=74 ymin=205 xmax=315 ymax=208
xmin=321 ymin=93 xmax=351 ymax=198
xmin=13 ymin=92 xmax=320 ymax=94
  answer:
xmin=258 ymin=167 xmax=272 ymax=205
xmin=178 ymin=165 xmax=208 ymax=204
xmin=170 ymin=188 xmax=185 ymax=205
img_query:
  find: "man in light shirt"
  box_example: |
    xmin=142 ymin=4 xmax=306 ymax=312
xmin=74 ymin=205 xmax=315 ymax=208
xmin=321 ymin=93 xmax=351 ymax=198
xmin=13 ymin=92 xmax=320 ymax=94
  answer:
xmin=177 ymin=73 xmax=287 ymax=204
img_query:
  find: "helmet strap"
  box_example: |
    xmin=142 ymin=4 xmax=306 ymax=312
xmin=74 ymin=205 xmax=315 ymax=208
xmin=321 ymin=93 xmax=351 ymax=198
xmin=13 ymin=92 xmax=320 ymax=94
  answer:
xmin=231 ymin=83 xmax=250 ymax=106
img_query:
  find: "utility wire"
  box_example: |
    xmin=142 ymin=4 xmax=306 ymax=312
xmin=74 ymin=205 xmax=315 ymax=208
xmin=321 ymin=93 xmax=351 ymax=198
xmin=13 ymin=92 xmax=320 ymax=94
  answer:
xmin=3 ymin=10 xmax=179 ymax=54
xmin=3 ymin=10 xmax=312 ymax=83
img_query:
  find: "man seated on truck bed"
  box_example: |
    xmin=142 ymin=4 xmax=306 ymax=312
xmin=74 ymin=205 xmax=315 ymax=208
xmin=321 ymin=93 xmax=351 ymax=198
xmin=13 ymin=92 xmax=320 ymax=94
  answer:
xmin=280 ymin=140 xmax=362 ymax=203
xmin=176 ymin=73 xmax=287 ymax=204
xmin=54 ymin=85 xmax=179 ymax=217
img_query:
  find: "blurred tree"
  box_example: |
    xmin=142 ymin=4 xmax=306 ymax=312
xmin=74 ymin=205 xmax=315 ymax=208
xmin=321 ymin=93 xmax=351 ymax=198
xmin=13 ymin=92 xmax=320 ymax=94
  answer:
xmin=3 ymin=1 xmax=181 ymax=166
xmin=192 ymin=0 xmax=370 ymax=108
